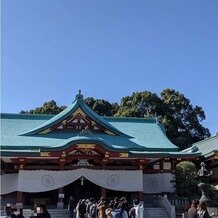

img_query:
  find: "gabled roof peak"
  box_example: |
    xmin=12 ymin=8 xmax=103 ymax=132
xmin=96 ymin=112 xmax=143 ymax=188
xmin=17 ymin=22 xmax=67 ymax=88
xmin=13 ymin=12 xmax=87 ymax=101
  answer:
xmin=20 ymin=92 xmax=126 ymax=137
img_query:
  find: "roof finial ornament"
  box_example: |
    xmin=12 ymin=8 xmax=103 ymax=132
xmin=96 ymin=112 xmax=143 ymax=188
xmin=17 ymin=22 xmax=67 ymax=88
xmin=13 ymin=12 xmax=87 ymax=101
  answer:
xmin=76 ymin=89 xmax=83 ymax=100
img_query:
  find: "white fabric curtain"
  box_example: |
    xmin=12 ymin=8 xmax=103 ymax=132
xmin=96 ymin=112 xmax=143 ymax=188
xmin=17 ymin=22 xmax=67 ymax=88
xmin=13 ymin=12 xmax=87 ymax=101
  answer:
xmin=143 ymin=173 xmax=175 ymax=194
xmin=82 ymin=168 xmax=143 ymax=192
xmin=1 ymin=169 xmax=143 ymax=194
xmin=1 ymin=173 xmax=18 ymax=195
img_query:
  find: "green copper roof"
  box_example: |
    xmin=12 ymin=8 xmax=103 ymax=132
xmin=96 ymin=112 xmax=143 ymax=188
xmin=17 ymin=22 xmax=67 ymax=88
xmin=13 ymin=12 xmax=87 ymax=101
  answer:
xmin=0 ymin=94 xmax=201 ymax=158
xmin=1 ymin=113 xmax=179 ymax=152
xmin=105 ymin=117 xmax=178 ymax=151
xmin=184 ymin=135 xmax=218 ymax=158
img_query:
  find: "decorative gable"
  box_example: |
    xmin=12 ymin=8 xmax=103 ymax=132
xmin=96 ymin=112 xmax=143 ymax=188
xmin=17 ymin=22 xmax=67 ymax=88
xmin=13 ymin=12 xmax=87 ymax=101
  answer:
xmin=21 ymin=91 xmax=126 ymax=137
xmin=52 ymin=109 xmax=102 ymax=133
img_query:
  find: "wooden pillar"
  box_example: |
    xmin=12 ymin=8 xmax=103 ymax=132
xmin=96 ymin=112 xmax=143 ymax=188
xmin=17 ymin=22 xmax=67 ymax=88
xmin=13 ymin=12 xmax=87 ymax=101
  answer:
xmin=160 ymin=159 xmax=164 ymax=173
xmin=101 ymin=187 xmax=106 ymax=198
xmin=58 ymin=154 xmax=65 ymax=206
xmin=59 ymin=151 xmax=66 ymax=170
xmin=138 ymin=192 xmax=144 ymax=202
xmin=17 ymin=191 xmax=23 ymax=203
xmin=17 ymin=159 xmax=25 ymax=203
xmin=58 ymin=188 xmax=64 ymax=194
xmin=101 ymin=157 xmax=108 ymax=199
xmin=172 ymin=160 xmax=176 ymax=173
xmin=137 ymin=160 xmax=146 ymax=203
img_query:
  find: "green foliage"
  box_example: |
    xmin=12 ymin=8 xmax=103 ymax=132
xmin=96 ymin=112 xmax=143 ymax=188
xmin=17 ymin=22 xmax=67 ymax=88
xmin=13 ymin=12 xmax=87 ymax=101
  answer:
xmin=115 ymin=91 xmax=163 ymax=117
xmin=115 ymin=89 xmax=210 ymax=149
xmin=20 ymin=98 xmax=118 ymax=117
xmin=84 ymin=97 xmax=118 ymax=116
xmin=175 ymin=161 xmax=217 ymax=204
xmin=160 ymin=89 xmax=210 ymax=149
xmin=175 ymin=161 xmax=200 ymax=199
xmin=20 ymin=100 xmax=66 ymax=115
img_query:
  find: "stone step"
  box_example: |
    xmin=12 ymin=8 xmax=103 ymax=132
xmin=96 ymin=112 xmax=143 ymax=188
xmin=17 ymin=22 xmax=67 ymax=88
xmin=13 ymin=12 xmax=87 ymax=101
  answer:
xmin=23 ymin=209 xmax=70 ymax=218
xmin=145 ymin=207 xmax=170 ymax=218
xmin=22 ymin=208 xmax=170 ymax=218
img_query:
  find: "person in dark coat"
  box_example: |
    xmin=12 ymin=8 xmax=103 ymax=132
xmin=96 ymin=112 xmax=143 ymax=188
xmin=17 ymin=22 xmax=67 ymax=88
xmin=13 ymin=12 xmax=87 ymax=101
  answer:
xmin=17 ymin=209 xmax=25 ymax=218
xmin=37 ymin=205 xmax=51 ymax=218
xmin=68 ymin=196 xmax=77 ymax=218
xmin=78 ymin=199 xmax=86 ymax=218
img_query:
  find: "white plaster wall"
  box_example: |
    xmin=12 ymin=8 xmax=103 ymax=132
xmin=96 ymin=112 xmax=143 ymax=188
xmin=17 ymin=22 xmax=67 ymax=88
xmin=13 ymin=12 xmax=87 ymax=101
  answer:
xmin=143 ymin=173 xmax=175 ymax=194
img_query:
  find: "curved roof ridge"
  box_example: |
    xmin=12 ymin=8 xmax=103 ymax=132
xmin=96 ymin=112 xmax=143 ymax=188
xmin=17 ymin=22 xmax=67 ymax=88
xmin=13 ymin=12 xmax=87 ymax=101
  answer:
xmin=104 ymin=117 xmax=157 ymax=124
xmin=182 ymin=145 xmax=199 ymax=153
xmin=192 ymin=135 xmax=218 ymax=146
xmin=47 ymin=135 xmax=115 ymax=151
xmin=105 ymin=116 xmax=157 ymax=120
xmin=1 ymin=113 xmax=54 ymax=119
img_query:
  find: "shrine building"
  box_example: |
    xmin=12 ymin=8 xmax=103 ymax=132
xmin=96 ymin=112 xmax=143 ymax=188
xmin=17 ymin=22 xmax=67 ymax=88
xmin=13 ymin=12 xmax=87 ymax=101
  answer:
xmin=1 ymin=92 xmax=200 ymax=207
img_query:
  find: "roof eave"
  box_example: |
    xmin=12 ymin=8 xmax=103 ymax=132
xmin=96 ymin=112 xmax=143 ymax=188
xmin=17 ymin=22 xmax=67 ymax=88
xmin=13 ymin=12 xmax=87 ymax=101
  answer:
xmin=129 ymin=151 xmax=201 ymax=158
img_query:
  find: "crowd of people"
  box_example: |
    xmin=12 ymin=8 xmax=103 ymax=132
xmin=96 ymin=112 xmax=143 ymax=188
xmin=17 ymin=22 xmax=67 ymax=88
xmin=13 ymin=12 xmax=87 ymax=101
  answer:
xmin=3 ymin=197 xmax=214 ymax=218
xmin=68 ymin=196 xmax=144 ymax=218
xmin=186 ymin=200 xmax=214 ymax=218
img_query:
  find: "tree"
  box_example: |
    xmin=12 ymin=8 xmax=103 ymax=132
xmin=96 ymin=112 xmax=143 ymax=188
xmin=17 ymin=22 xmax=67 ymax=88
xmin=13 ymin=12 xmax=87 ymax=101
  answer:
xmin=175 ymin=161 xmax=218 ymax=205
xmin=20 ymin=98 xmax=119 ymax=116
xmin=175 ymin=161 xmax=200 ymax=199
xmin=115 ymin=91 xmax=163 ymax=117
xmin=115 ymin=89 xmax=210 ymax=149
xmin=160 ymin=89 xmax=210 ymax=149
xmin=84 ymin=97 xmax=119 ymax=116
xmin=20 ymin=100 xmax=66 ymax=115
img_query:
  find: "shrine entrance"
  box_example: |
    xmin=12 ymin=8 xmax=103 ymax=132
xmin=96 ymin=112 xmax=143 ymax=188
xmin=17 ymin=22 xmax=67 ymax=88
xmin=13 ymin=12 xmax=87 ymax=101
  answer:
xmin=23 ymin=189 xmax=59 ymax=207
xmin=64 ymin=177 xmax=101 ymax=203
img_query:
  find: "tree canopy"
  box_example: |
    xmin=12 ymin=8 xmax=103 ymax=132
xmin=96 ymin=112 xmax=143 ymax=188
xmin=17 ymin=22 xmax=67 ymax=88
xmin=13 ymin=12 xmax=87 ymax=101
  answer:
xmin=175 ymin=161 xmax=200 ymax=199
xmin=20 ymin=98 xmax=119 ymax=116
xmin=20 ymin=100 xmax=67 ymax=115
xmin=85 ymin=97 xmax=119 ymax=116
xmin=20 ymin=89 xmax=211 ymax=149
xmin=115 ymin=89 xmax=210 ymax=149
xmin=115 ymin=91 xmax=163 ymax=117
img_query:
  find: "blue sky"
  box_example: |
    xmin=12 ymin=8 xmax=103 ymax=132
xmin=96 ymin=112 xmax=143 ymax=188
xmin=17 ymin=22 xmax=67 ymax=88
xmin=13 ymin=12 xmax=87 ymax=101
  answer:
xmin=1 ymin=0 xmax=218 ymax=136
